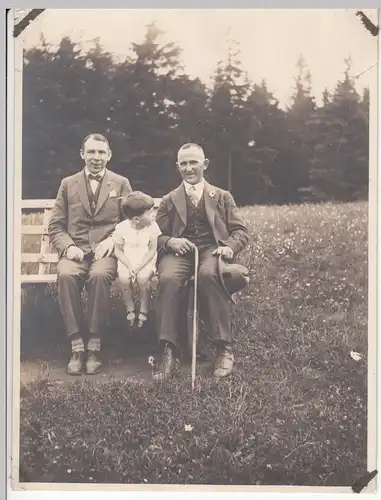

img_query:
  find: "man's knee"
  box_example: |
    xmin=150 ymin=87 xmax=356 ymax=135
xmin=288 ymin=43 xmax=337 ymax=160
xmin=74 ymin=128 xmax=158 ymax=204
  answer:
xmin=88 ymin=258 xmax=116 ymax=284
xmin=198 ymin=265 xmax=218 ymax=285
xmin=58 ymin=269 xmax=77 ymax=281
xmin=57 ymin=262 xmax=81 ymax=283
xmin=88 ymin=268 xmax=113 ymax=284
xmin=158 ymin=269 xmax=184 ymax=290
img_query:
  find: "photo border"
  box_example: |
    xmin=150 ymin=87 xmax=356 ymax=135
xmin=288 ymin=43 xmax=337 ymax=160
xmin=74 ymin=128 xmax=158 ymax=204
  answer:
xmin=6 ymin=6 xmax=380 ymax=499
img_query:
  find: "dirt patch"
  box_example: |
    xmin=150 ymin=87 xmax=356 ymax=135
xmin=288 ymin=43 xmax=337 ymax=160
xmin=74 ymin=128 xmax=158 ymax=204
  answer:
xmin=20 ymin=352 xmax=215 ymax=390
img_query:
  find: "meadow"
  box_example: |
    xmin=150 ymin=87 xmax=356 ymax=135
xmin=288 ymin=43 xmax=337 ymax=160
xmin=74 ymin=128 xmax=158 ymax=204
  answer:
xmin=18 ymin=201 xmax=368 ymax=486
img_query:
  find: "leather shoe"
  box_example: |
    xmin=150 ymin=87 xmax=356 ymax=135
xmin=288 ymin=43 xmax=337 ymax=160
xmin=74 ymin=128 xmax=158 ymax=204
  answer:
xmin=68 ymin=351 xmax=85 ymax=375
xmin=213 ymin=346 xmax=234 ymax=378
xmin=86 ymin=351 xmax=102 ymax=375
xmin=153 ymin=343 xmax=178 ymax=382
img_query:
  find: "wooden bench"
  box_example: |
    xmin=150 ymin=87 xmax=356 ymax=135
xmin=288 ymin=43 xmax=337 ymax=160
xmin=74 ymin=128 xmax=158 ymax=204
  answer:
xmin=21 ymin=198 xmax=162 ymax=284
xmin=21 ymin=198 xmax=203 ymax=357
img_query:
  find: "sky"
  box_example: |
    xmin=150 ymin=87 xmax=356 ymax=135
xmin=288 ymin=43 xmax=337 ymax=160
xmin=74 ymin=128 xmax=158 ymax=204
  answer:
xmin=20 ymin=9 xmax=378 ymax=109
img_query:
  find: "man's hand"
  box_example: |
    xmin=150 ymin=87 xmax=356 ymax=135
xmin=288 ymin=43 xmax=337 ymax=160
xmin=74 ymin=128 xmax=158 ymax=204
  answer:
xmin=94 ymin=238 xmax=114 ymax=260
xmin=212 ymin=245 xmax=234 ymax=261
xmin=66 ymin=245 xmax=84 ymax=261
xmin=167 ymin=237 xmax=195 ymax=256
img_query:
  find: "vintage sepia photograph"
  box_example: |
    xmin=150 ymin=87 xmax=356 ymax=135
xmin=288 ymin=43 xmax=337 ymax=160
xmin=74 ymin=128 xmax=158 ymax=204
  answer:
xmin=10 ymin=8 xmax=378 ymax=492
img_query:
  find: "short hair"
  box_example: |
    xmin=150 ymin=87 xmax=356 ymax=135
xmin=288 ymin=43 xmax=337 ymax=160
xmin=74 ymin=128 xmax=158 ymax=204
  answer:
xmin=122 ymin=191 xmax=155 ymax=219
xmin=178 ymin=143 xmax=204 ymax=155
xmin=81 ymin=133 xmax=110 ymax=151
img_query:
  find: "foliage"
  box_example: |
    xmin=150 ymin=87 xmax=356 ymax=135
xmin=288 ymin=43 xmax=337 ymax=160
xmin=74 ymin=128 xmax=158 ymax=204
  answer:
xmin=22 ymin=29 xmax=369 ymax=204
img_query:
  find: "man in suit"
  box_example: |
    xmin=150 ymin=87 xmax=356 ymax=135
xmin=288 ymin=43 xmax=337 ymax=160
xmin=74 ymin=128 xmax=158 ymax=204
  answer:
xmin=48 ymin=133 xmax=132 ymax=375
xmin=153 ymin=143 xmax=249 ymax=381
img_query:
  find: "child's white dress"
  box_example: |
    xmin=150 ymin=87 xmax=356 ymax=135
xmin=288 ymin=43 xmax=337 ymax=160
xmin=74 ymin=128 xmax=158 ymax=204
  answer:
xmin=113 ymin=219 xmax=161 ymax=282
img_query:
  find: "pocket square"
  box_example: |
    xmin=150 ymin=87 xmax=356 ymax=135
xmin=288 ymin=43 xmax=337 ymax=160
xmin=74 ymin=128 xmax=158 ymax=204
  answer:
xmin=109 ymin=189 xmax=117 ymax=198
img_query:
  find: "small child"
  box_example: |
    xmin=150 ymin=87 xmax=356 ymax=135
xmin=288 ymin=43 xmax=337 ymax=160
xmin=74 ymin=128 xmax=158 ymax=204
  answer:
xmin=113 ymin=191 xmax=161 ymax=328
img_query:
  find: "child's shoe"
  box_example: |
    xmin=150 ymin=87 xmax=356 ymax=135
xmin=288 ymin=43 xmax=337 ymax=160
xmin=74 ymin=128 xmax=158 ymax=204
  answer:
xmin=137 ymin=312 xmax=148 ymax=328
xmin=126 ymin=311 xmax=136 ymax=327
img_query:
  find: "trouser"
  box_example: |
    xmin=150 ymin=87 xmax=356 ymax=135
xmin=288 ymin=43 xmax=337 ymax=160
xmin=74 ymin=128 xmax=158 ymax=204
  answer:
xmin=57 ymin=254 xmax=117 ymax=338
xmin=155 ymin=245 xmax=231 ymax=346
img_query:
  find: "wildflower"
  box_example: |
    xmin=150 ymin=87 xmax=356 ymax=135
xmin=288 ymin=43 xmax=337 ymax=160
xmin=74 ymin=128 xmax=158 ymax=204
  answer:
xmin=148 ymin=356 xmax=155 ymax=367
xmin=184 ymin=424 xmax=193 ymax=432
xmin=67 ymin=469 xmax=72 ymax=474
xmin=350 ymin=351 xmax=362 ymax=362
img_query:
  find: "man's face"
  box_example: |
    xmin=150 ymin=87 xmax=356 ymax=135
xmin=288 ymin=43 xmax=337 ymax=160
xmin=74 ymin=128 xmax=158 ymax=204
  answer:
xmin=177 ymin=147 xmax=208 ymax=185
xmin=80 ymin=138 xmax=112 ymax=174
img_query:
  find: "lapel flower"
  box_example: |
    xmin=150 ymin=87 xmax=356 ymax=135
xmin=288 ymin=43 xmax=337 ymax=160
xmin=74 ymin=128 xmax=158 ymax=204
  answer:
xmin=208 ymin=189 xmax=215 ymax=198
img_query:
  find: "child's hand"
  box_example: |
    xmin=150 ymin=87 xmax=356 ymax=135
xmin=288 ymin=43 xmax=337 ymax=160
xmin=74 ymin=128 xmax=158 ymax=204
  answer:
xmin=130 ymin=272 xmax=137 ymax=283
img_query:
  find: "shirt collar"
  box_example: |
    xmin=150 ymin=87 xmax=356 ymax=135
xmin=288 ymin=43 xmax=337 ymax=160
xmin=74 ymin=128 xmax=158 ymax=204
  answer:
xmin=183 ymin=178 xmax=205 ymax=194
xmin=85 ymin=167 xmax=106 ymax=178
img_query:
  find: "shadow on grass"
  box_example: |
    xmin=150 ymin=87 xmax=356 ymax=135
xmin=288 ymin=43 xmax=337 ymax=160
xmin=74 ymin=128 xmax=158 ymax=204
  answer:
xmin=20 ymin=283 xmax=160 ymax=361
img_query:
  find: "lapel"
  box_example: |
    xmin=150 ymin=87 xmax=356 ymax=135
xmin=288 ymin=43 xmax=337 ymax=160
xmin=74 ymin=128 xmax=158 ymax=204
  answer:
xmin=77 ymin=170 xmax=92 ymax=216
xmin=171 ymin=181 xmax=220 ymax=234
xmin=171 ymin=183 xmax=187 ymax=230
xmin=94 ymin=169 xmax=112 ymax=216
xmin=203 ymin=181 xmax=219 ymax=231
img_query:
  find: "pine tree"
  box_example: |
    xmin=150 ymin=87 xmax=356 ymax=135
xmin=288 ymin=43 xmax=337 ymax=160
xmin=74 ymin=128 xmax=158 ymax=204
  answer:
xmin=308 ymin=57 xmax=368 ymax=201
xmin=238 ymin=80 xmax=288 ymax=204
xmin=285 ymin=55 xmax=317 ymax=202
xmin=22 ymin=31 xmax=369 ymax=205
xmin=112 ymin=22 xmax=186 ymax=195
xmin=23 ymin=36 xmax=91 ymax=198
xmin=209 ymin=39 xmax=251 ymax=194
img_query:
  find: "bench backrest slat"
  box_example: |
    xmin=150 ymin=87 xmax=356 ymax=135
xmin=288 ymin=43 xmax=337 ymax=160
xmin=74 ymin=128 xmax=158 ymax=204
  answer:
xmin=21 ymin=199 xmax=56 ymax=209
xmin=21 ymin=253 xmax=59 ymax=264
xmin=23 ymin=225 xmax=49 ymax=235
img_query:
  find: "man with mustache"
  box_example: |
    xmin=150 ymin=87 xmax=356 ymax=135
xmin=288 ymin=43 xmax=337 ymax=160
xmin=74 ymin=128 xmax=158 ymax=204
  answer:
xmin=48 ymin=133 xmax=132 ymax=375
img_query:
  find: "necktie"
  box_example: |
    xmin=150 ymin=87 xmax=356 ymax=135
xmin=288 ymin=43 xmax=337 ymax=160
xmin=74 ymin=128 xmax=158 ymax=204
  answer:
xmin=188 ymin=186 xmax=199 ymax=206
xmin=88 ymin=174 xmax=102 ymax=182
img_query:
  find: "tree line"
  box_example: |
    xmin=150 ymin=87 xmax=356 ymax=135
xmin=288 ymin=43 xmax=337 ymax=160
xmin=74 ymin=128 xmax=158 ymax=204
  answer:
xmin=22 ymin=22 xmax=369 ymax=205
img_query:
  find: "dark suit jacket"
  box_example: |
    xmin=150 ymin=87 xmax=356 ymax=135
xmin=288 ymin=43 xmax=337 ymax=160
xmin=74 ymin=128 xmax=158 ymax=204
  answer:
xmin=48 ymin=168 xmax=132 ymax=257
xmin=156 ymin=181 xmax=248 ymax=256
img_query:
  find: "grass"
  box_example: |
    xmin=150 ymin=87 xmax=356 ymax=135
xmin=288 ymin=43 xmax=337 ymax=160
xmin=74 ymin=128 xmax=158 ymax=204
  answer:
xmin=18 ymin=201 xmax=368 ymax=486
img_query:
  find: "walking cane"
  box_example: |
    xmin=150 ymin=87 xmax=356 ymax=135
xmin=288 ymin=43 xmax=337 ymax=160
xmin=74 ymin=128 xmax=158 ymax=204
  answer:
xmin=191 ymin=246 xmax=199 ymax=391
